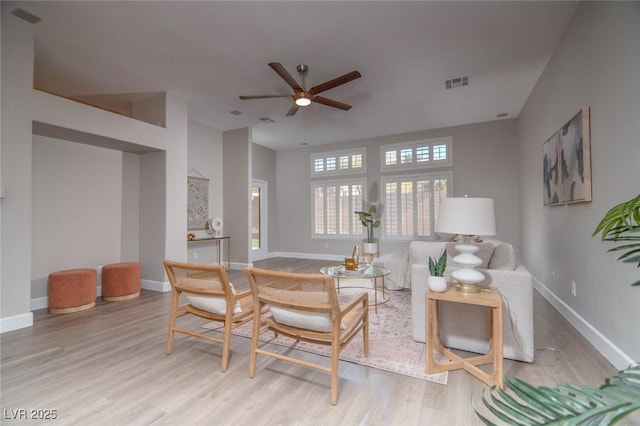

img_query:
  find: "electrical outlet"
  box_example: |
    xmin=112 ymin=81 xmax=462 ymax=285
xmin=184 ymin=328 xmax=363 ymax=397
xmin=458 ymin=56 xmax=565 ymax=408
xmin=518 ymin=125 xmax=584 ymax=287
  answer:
xmin=193 ymin=251 xmax=199 ymax=260
xmin=324 ymin=242 xmax=329 ymax=249
xmin=571 ymin=280 xmax=576 ymax=297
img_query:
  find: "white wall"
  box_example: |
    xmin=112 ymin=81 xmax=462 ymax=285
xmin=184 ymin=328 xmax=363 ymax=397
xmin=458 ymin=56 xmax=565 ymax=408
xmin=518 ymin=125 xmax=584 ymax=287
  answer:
xmin=31 ymin=136 xmax=123 ymax=299
xmin=1 ymin=11 xmax=190 ymax=332
xmin=274 ymin=119 xmax=521 ymax=259
xmin=517 ymin=2 xmax=640 ymax=368
xmin=186 ymin=120 xmax=224 ymax=264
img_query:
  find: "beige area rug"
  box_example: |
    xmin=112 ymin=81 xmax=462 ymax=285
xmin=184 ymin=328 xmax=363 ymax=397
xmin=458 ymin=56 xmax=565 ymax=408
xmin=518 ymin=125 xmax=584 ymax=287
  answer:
xmin=203 ymin=286 xmax=448 ymax=385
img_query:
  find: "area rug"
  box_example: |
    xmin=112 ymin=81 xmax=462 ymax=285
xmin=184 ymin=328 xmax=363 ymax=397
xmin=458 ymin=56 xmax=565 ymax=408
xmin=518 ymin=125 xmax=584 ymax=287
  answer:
xmin=203 ymin=287 xmax=448 ymax=385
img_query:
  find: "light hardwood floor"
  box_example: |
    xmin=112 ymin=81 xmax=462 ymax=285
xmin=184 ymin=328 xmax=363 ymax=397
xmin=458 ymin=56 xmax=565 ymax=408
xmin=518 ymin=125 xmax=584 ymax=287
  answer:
xmin=1 ymin=258 xmax=618 ymax=425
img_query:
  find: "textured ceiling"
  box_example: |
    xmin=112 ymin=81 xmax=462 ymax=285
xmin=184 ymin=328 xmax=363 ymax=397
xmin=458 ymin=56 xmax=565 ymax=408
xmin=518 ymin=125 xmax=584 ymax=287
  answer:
xmin=9 ymin=1 xmax=579 ymax=150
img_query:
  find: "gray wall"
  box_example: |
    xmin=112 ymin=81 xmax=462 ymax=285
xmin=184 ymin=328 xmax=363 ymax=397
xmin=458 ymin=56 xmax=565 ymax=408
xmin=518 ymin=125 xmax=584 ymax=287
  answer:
xmin=274 ymin=119 xmax=520 ymax=259
xmin=223 ymin=127 xmax=252 ymax=265
xmin=31 ymin=136 xmax=123 ymax=299
xmin=517 ymin=2 xmax=640 ymax=367
xmin=252 ymin=143 xmax=277 ymax=251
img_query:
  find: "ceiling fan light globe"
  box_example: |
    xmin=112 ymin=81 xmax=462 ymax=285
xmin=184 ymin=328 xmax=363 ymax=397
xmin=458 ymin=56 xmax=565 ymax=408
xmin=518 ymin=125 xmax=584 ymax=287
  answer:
xmin=294 ymin=92 xmax=312 ymax=107
xmin=295 ymin=98 xmax=312 ymax=107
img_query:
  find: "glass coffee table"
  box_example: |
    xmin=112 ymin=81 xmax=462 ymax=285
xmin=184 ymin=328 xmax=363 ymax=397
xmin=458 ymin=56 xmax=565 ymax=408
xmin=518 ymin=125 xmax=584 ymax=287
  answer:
xmin=320 ymin=264 xmax=391 ymax=313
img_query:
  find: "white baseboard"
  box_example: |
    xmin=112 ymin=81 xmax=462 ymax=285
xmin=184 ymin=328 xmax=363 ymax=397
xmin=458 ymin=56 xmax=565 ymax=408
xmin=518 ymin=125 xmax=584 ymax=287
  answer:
xmin=0 ymin=312 xmax=34 ymax=333
xmin=142 ymin=279 xmax=171 ymax=293
xmin=269 ymin=251 xmax=344 ymax=262
xmin=532 ymin=277 xmax=634 ymax=370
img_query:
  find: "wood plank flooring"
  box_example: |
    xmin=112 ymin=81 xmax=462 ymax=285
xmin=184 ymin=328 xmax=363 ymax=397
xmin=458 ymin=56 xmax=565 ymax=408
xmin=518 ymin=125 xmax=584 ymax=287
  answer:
xmin=0 ymin=258 xmax=618 ymax=425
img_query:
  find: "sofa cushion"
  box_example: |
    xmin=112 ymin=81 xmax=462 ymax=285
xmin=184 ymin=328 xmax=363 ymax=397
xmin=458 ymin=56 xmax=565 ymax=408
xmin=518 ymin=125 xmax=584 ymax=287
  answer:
xmin=445 ymin=241 xmax=494 ymax=268
xmin=489 ymin=242 xmax=517 ymax=270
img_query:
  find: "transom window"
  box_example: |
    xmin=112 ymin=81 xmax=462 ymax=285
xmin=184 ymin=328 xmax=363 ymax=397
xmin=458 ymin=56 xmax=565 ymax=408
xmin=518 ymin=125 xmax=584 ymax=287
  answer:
xmin=381 ymin=137 xmax=452 ymax=171
xmin=311 ymin=148 xmax=366 ymax=176
xmin=382 ymin=172 xmax=451 ymax=240
xmin=312 ymin=179 xmax=365 ymax=238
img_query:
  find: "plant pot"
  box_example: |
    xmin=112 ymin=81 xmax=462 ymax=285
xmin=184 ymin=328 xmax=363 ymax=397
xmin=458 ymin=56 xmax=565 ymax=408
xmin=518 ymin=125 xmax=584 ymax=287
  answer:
xmin=428 ymin=276 xmax=448 ymax=293
xmin=362 ymin=241 xmax=378 ymax=255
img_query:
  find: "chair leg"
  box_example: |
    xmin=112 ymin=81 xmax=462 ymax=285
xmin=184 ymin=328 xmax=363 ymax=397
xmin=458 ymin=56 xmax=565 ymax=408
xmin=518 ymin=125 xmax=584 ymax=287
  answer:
xmin=249 ymin=305 xmax=261 ymax=378
xmin=363 ymin=310 xmax=369 ymax=357
xmin=330 ymin=340 xmax=340 ymax=405
xmin=221 ymin=319 xmax=232 ymax=372
xmin=166 ymin=292 xmax=179 ymax=354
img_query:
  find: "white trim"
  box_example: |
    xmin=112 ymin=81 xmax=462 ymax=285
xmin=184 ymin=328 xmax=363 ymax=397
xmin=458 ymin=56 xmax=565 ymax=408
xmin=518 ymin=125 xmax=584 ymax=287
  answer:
xmin=142 ymin=279 xmax=171 ymax=293
xmin=268 ymin=251 xmax=344 ymax=262
xmin=311 ymin=147 xmax=367 ymax=177
xmin=380 ymin=137 xmax=452 ymax=171
xmin=533 ymin=276 xmax=634 ymax=370
xmin=0 ymin=312 xmax=34 ymax=333
xmin=251 ymin=179 xmax=269 ymax=261
xmin=230 ymin=261 xmax=252 ymax=270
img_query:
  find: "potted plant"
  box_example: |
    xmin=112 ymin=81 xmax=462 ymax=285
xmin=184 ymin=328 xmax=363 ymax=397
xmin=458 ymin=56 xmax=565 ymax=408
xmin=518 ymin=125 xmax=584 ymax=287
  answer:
xmin=593 ymin=193 xmax=640 ymax=286
xmin=428 ymin=249 xmax=447 ymax=292
xmin=355 ymin=204 xmax=381 ymax=255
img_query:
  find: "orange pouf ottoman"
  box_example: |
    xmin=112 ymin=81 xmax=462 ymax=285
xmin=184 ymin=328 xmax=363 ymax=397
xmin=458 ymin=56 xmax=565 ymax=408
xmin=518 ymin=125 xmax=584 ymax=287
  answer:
xmin=102 ymin=262 xmax=141 ymax=301
xmin=48 ymin=269 xmax=97 ymax=314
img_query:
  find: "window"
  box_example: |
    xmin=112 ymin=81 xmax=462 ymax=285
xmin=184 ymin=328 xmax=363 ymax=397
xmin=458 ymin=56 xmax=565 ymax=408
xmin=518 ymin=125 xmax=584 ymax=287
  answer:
xmin=311 ymin=148 xmax=366 ymax=176
xmin=312 ymin=179 xmax=365 ymax=238
xmin=382 ymin=173 xmax=451 ymax=240
xmin=381 ymin=137 xmax=452 ymax=171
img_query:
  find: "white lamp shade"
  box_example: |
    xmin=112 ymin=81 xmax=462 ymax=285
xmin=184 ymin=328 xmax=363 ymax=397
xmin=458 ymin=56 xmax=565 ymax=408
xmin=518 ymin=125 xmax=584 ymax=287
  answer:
xmin=436 ymin=197 xmax=496 ymax=236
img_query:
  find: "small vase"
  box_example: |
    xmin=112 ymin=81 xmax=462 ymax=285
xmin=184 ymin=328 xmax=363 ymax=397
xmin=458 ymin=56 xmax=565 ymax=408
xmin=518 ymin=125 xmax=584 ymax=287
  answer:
xmin=363 ymin=242 xmax=378 ymax=255
xmin=428 ymin=276 xmax=448 ymax=292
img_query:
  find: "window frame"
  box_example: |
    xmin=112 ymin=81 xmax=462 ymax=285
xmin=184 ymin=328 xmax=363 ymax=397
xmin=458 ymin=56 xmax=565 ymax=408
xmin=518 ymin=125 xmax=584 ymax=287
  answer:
xmin=310 ymin=177 xmax=366 ymax=239
xmin=380 ymin=171 xmax=452 ymax=241
xmin=311 ymin=148 xmax=367 ymax=177
xmin=380 ymin=137 xmax=452 ymax=171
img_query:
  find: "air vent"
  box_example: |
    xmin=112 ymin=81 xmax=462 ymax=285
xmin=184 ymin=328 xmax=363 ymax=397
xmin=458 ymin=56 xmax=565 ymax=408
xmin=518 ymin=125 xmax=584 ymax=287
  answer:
xmin=11 ymin=8 xmax=41 ymax=24
xmin=259 ymin=117 xmax=275 ymax=123
xmin=229 ymin=110 xmax=243 ymax=115
xmin=445 ymin=76 xmax=469 ymax=90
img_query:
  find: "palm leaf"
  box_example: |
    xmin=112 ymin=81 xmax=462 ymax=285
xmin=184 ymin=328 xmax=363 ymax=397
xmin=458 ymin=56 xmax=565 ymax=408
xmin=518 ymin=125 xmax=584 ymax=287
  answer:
xmin=476 ymin=364 xmax=640 ymax=425
xmin=593 ymin=194 xmax=640 ymax=281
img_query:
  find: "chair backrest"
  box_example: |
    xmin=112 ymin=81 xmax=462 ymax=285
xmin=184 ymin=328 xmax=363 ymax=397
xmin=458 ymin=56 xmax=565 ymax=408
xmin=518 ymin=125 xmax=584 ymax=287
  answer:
xmin=246 ymin=268 xmax=340 ymax=332
xmin=164 ymin=260 xmax=238 ymax=312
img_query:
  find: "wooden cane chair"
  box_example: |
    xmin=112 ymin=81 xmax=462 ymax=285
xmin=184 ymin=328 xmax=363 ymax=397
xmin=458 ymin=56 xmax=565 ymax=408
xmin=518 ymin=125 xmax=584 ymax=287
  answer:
xmin=246 ymin=267 xmax=369 ymax=405
xmin=163 ymin=260 xmax=253 ymax=372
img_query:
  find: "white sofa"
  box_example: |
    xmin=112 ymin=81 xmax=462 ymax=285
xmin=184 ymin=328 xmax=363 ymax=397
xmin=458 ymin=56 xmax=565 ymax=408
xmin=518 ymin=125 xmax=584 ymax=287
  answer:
xmin=410 ymin=240 xmax=534 ymax=363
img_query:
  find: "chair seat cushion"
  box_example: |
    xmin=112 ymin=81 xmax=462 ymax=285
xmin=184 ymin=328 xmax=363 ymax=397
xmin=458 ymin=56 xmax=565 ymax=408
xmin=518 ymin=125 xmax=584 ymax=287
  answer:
xmin=184 ymin=282 xmax=241 ymax=315
xmin=269 ymin=306 xmax=333 ymax=332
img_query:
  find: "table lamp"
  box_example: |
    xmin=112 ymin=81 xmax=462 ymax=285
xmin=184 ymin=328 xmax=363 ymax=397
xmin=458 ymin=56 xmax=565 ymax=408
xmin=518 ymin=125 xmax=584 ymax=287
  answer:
xmin=436 ymin=197 xmax=496 ymax=293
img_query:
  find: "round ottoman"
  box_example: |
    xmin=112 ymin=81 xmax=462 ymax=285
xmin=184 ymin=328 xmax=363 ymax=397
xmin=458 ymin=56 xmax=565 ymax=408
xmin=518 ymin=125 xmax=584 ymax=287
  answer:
xmin=102 ymin=262 xmax=141 ymax=301
xmin=48 ymin=269 xmax=97 ymax=314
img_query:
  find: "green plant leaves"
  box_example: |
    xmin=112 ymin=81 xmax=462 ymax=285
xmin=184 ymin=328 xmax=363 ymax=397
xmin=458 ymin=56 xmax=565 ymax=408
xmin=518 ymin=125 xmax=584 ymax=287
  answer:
xmin=593 ymin=194 xmax=640 ymax=285
xmin=428 ymin=249 xmax=447 ymax=276
xmin=475 ymin=364 xmax=640 ymax=425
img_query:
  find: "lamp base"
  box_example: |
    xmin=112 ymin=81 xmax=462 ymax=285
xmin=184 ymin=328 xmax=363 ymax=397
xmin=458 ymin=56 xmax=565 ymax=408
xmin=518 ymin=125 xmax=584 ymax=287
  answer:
xmin=454 ymin=282 xmax=482 ymax=293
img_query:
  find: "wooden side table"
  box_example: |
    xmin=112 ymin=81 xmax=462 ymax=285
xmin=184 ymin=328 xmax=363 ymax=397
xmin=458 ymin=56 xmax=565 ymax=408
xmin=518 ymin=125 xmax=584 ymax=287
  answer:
xmin=425 ymin=286 xmax=503 ymax=388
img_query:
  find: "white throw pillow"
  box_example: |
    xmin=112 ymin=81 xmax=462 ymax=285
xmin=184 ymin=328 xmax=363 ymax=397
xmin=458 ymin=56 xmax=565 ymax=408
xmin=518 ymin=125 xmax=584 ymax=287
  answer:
xmin=269 ymin=306 xmax=333 ymax=332
xmin=185 ymin=282 xmax=241 ymax=315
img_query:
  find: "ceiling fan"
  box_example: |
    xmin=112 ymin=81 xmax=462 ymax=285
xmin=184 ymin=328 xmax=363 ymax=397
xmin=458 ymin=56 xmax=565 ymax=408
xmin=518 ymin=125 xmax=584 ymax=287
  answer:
xmin=239 ymin=63 xmax=361 ymax=116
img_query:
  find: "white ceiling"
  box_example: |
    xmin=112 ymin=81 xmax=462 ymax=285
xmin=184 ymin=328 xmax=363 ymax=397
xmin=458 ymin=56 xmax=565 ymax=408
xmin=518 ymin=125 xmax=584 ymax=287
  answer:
xmin=11 ymin=1 xmax=579 ymax=151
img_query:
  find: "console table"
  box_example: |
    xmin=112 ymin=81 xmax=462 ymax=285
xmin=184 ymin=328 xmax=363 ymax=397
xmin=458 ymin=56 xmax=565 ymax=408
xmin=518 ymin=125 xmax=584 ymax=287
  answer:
xmin=187 ymin=236 xmax=231 ymax=270
xmin=425 ymin=286 xmax=503 ymax=387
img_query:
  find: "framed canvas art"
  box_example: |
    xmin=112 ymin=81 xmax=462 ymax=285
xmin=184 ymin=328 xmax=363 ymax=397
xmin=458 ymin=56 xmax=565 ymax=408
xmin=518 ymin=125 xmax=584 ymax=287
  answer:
xmin=543 ymin=131 xmax=561 ymax=206
xmin=560 ymin=107 xmax=591 ymax=203
xmin=187 ymin=176 xmax=209 ymax=230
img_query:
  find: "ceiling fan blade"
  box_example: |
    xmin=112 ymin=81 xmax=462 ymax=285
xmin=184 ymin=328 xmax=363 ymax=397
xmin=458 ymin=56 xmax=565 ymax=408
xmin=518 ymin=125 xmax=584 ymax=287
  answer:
xmin=269 ymin=62 xmax=302 ymax=91
xmin=310 ymin=71 xmax=361 ymax=96
xmin=286 ymin=104 xmax=299 ymax=116
xmin=239 ymin=95 xmax=291 ymax=100
xmin=312 ymin=96 xmax=352 ymax=111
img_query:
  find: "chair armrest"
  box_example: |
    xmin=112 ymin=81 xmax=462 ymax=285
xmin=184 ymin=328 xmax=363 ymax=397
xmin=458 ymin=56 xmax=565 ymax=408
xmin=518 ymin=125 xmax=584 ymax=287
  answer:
xmin=339 ymin=292 xmax=368 ymax=319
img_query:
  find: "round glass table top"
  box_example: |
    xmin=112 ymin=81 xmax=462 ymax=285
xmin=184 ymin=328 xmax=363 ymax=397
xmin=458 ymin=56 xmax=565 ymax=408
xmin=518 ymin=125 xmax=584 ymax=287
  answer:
xmin=320 ymin=264 xmax=390 ymax=278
